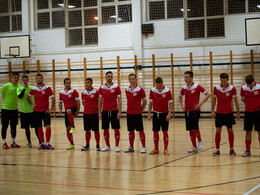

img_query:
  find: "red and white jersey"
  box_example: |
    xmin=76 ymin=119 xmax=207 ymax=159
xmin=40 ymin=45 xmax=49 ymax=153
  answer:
xmin=180 ymin=82 xmax=207 ymax=112
xmin=214 ymin=84 xmax=237 ymax=114
xmin=149 ymin=86 xmax=173 ymax=113
xmin=28 ymin=84 xmax=54 ymax=112
xmin=59 ymin=88 xmax=80 ymax=110
xmin=240 ymin=83 xmax=260 ymax=112
xmin=125 ymin=85 xmax=146 ymax=114
xmin=82 ymin=88 xmax=99 ymax=114
xmin=99 ymin=83 xmax=121 ymax=111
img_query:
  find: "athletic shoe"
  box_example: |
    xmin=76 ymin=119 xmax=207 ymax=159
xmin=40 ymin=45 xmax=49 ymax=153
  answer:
xmin=115 ymin=146 xmax=120 ymax=152
xmin=67 ymin=144 xmax=75 ymax=150
xmin=101 ymin=146 xmax=111 ymax=152
xmin=38 ymin=144 xmax=45 ymax=150
xmin=229 ymin=149 xmax=236 ymax=156
xmin=188 ymin=146 xmax=198 ymax=153
xmin=27 ymin=143 xmax=32 ymax=148
xmin=81 ymin=145 xmax=89 ymax=151
xmin=125 ymin=146 xmax=134 ymax=153
xmin=70 ymin=127 xmax=76 ymax=134
xmin=242 ymin=151 xmax=251 ymax=157
xmin=149 ymin=149 xmax=159 ymax=155
xmin=141 ymin=147 xmax=146 ymax=153
xmin=45 ymin=144 xmax=55 ymax=150
xmin=164 ymin=149 xmax=170 ymax=156
xmin=213 ymin=150 xmax=220 ymax=156
xmin=2 ymin=143 xmax=9 ymax=149
xmin=96 ymin=144 xmax=101 ymax=151
xmin=11 ymin=142 xmax=20 ymax=148
xmin=198 ymin=141 xmax=203 ymax=150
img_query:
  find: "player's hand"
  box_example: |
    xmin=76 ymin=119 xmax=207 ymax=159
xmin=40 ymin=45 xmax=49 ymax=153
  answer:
xmin=166 ymin=113 xmax=171 ymax=121
xmin=117 ymin=112 xmax=121 ymax=120
xmin=147 ymin=113 xmax=152 ymax=121
xmin=194 ymin=103 xmax=201 ymax=110
xmin=236 ymin=113 xmax=240 ymax=120
xmin=30 ymin=104 xmax=36 ymax=109
xmin=23 ymin=83 xmax=27 ymax=89
xmin=99 ymin=113 xmax=102 ymax=119
xmin=45 ymin=109 xmax=53 ymax=114
xmin=181 ymin=105 xmax=185 ymax=112
xmin=74 ymin=111 xmax=79 ymax=116
xmin=211 ymin=111 xmax=216 ymax=118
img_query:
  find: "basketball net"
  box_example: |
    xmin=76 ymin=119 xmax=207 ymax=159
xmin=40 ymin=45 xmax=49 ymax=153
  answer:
xmin=5 ymin=54 xmax=16 ymax=63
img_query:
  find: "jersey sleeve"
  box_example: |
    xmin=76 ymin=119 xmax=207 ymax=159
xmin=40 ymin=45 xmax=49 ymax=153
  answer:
xmin=48 ymin=87 xmax=54 ymax=97
xmin=0 ymin=83 xmax=8 ymax=95
xmin=240 ymin=87 xmax=245 ymax=99
xmin=140 ymin=87 xmax=146 ymax=99
xmin=199 ymin=84 xmax=206 ymax=93
xmin=59 ymin=92 xmax=63 ymax=102
xmin=149 ymin=90 xmax=153 ymax=102
xmin=232 ymin=87 xmax=237 ymax=97
xmin=28 ymin=88 xmax=34 ymax=97
xmin=117 ymin=86 xmax=121 ymax=97
xmin=180 ymin=87 xmax=185 ymax=96
xmin=213 ymin=86 xmax=217 ymax=97
xmin=74 ymin=89 xmax=80 ymax=101
xmin=168 ymin=90 xmax=173 ymax=102
xmin=99 ymin=87 xmax=103 ymax=97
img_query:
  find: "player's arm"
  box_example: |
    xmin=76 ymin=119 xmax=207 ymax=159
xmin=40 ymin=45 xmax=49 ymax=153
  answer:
xmin=211 ymin=96 xmax=217 ymax=117
xmin=147 ymin=100 xmax=153 ymax=121
xmin=98 ymin=96 xmax=103 ymax=119
xmin=17 ymin=87 xmax=26 ymax=99
xmin=117 ymin=96 xmax=122 ymax=120
xmin=195 ymin=91 xmax=211 ymax=109
xmin=75 ymin=100 xmax=80 ymax=116
xmin=59 ymin=101 xmax=62 ymax=114
xmin=26 ymin=90 xmax=35 ymax=108
xmin=179 ymin=95 xmax=185 ymax=111
xmin=49 ymin=96 xmax=55 ymax=113
xmin=166 ymin=101 xmax=173 ymax=121
xmin=141 ymin=98 xmax=147 ymax=112
xmin=234 ymin=96 xmax=240 ymax=120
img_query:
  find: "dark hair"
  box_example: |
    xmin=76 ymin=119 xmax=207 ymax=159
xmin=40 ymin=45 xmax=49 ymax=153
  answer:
xmin=220 ymin=73 xmax=229 ymax=79
xmin=245 ymin=75 xmax=254 ymax=85
xmin=64 ymin=78 xmax=71 ymax=83
xmin=106 ymin=71 xmax=113 ymax=75
xmin=86 ymin=78 xmax=93 ymax=83
xmin=155 ymin=77 xmax=163 ymax=83
xmin=128 ymin=73 xmax=136 ymax=79
xmin=22 ymin=75 xmax=29 ymax=79
xmin=36 ymin=73 xmax=43 ymax=78
xmin=184 ymin=71 xmax=193 ymax=77
xmin=11 ymin=72 xmax=20 ymax=77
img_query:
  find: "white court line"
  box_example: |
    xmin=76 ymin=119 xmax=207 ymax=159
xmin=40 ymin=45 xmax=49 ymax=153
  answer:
xmin=244 ymin=184 xmax=260 ymax=195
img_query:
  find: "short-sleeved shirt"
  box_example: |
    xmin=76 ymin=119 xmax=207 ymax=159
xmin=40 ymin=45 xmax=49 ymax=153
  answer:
xmin=241 ymin=83 xmax=260 ymax=112
xmin=99 ymin=83 xmax=121 ymax=111
xmin=125 ymin=85 xmax=146 ymax=114
xmin=17 ymin=85 xmax=34 ymax=113
xmin=149 ymin=86 xmax=173 ymax=113
xmin=59 ymin=88 xmax=80 ymax=110
xmin=82 ymin=88 xmax=99 ymax=114
xmin=180 ymin=82 xmax=207 ymax=112
xmin=1 ymin=82 xmax=20 ymax=110
xmin=28 ymin=84 xmax=54 ymax=112
xmin=213 ymin=84 xmax=237 ymax=114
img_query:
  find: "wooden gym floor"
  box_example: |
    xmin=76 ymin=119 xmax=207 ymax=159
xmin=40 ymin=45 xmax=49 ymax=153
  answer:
xmin=0 ymin=119 xmax=259 ymax=195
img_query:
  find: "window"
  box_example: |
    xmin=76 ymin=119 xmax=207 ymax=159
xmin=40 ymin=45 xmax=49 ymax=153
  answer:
xmin=167 ymin=0 xmax=183 ymax=19
xmin=228 ymin=0 xmax=246 ymax=14
xmin=149 ymin=1 xmax=165 ymax=20
xmin=248 ymin=0 xmax=260 ymax=12
xmin=0 ymin=0 xmax=22 ymax=32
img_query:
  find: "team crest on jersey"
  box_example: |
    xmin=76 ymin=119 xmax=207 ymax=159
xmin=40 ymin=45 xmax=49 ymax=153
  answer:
xmin=42 ymin=91 xmax=45 ymax=94
xmin=133 ymin=92 xmax=137 ymax=96
xmin=68 ymin=94 xmax=72 ymax=98
xmin=226 ymin=93 xmax=230 ymax=96
xmin=91 ymin=94 xmax=94 ymax=98
xmin=191 ymin=90 xmax=195 ymax=94
xmin=111 ymin=89 xmax=115 ymax=93
xmin=254 ymin=91 xmax=258 ymax=95
xmin=162 ymin=94 xmax=166 ymax=98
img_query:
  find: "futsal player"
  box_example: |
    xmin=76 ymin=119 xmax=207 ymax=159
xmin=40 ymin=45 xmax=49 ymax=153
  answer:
xmin=179 ymin=71 xmax=210 ymax=153
xmin=99 ymin=71 xmax=122 ymax=152
xmin=124 ymin=73 xmax=147 ymax=153
xmin=59 ymin=78 xmax=80 ymax=150
xmin=240 ymin=75 xmax=260 ymax=157
xmin=211 ymin=73 xmax=240 ymax=156
xmin=27 ymin=74 xmax=55 ymax=150
xmin=1 ymin=72 xmax=20 ymax=149
xmin=81 ymin=78 xmax=101 ymax=151
xmin=148 ymin=77 xmax=173 ymax=155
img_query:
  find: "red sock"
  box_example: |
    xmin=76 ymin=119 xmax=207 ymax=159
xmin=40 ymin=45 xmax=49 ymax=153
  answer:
xmin=245 ymin=140 xmax=251 ymax=152
xmin=139 ymin=131 xmax=146 ymax=147
xmin=114 ymin=129 xmax=120 ymax=147
xmin=85 ymin=131 xmax=91 ymax=145
xmin=104 ymin=129 xmax=110 ymax=147
xmin=190 ymin=131 xmax=197 ymax=148
xmin=129 ymin=131 xmax=135 ymax=148
xmin=195 ymin=130 xmax=202 ymax=142
xmin=37 ymin=127 xmax=45 ymax=143
xmin=153 ymin=131 xmax=159 ymax=150
xmin=68 ymin=112 xmax=75 ymax=127
xmin=46 ymin=128 xmax=51 ymax=143
xmin=66 ymin=130 xmax=74 ymax=144
xmin=163 ymin=131 xmax=169 ymax=150
xmin=94 ymin=131 xmax=100 ymax=145
xmin=215 ymin=132 xmax=221 ymax=150
xmin=228 ymin=131 xmax=234 ymax=149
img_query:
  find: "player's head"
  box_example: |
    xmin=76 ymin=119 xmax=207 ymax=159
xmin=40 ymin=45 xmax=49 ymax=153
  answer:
xmin=245 ymin=75 xmax=255 ymax=86
xmin=11 ymin=72 xmax=20 ymax=84
xmin=184 ymin=71 xmax=193 ymax=84
xmin=63 ymin=78 xmax=71 ymax=89
xmin=105 ymin=71 xmax=113 ymax=83
xmin=220 ymin=73 xmax=229 ymax=86
xmin=85 ymin=78 xmax=93 ymax=89
xmin=128 ymin=73 xmax=137 ymax=86
xmin=35 ymin=74 xmax=44 ymax=85
xmin=22 ymin=75 xmax=29 ymax=85
xmin=155 ymin=77 xmax=163 ymax=89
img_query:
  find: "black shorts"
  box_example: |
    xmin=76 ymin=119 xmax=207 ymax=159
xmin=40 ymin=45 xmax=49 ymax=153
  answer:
xmin=102 ymin=110 xmax=120 ymax=130
xmin=65 ymin=107 xmax=78 ymax=127
xmin=152 ymin=112 xmax=169 ymax=131
xmin=1 ymin=109 xmax=18 ymax=127
xmin=215 ymin=113 xmax=236 ymax=128
xmin=127 ymin=114 xmax=144 ymax=131
xmin=244 ymin=111 xmax=260 ymax=131
xmin=84 ymin=113 xmax=99 ymax=131
xmin=20 ymin=112 xmax=35 ymax=129
xmin=34 ymin=111 xmax=51 ymax=127
xmin=185 ymin=110 xmax=200 ymax=131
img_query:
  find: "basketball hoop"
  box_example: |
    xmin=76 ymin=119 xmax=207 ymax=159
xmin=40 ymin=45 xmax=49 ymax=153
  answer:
xmin=5 ymin=54 xmax=17 ymax=62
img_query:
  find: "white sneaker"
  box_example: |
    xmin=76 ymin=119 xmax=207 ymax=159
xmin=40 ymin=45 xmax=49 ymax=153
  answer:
xmin=198 ymin=141 xmax=203 ymax=150
xmin=188 ymin=146 xmax=198 ymax=153
xmin=115 ymin=146 xmax=120 ymax=152
xmin=101 ymin=146 xmax=111 ymax=152
xmin=141 ymin=147 xmax=146 ymax=153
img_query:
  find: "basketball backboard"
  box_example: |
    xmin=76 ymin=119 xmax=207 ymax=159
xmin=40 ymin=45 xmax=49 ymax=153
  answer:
xmin=0 ymin=35 xmax=30 ymax=59
xmin=245 ymin=17 xmax=260 ymax=46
